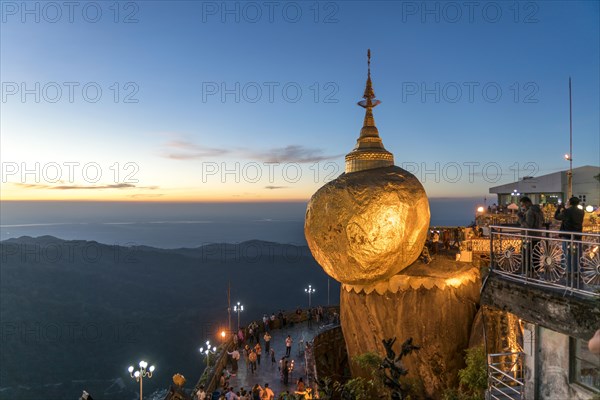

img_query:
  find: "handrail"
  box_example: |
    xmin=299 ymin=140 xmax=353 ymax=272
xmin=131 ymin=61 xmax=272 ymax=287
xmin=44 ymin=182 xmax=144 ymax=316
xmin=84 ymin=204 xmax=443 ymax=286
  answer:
xmin=487 ymin=352 xmax=524 ymax=400
xmin=490 ymin=225 xmax=600 ymax=238
xmin=488 ymin=225 xmax=600 ymax=297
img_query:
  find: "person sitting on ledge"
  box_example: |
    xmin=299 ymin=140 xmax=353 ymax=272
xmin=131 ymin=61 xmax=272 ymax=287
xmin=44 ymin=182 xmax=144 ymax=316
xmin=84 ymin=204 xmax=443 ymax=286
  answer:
xmin=295 ymin=377 xmax=306 ymax=394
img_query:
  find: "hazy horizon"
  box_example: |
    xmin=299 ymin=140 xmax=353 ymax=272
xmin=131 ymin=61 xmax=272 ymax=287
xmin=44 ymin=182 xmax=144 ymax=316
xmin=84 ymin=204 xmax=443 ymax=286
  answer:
xmin=1 ymin=198 xmax=485 ymax=247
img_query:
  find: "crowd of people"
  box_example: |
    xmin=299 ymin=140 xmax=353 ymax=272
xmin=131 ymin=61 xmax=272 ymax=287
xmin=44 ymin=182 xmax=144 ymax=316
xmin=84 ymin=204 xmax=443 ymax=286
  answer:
xmin=194 ymin=306 xmax=336 ymax=400
xmin=426 ymin=226 xmax=467 ymax=255
xmin=195 ymin=380 xmax=312 ymax=400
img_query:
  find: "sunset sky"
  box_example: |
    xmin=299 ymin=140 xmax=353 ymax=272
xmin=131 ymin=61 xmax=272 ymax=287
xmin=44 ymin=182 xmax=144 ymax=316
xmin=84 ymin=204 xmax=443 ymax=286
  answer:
xmin=1 ymin=1 xmax=599 ymax=202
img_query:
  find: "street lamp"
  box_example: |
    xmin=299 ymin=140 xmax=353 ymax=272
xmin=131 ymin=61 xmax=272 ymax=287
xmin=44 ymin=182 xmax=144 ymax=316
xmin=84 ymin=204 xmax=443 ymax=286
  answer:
xmin=128 ymin=360 xmax=155 ymax=400
xmin=475 ymin=206 xmax=485 ymax=227
xmin=566 ymin=77 xmax=573 ymax=199
xmin=304 ymin=284 xmax=316 ymax=308
xmin=199 ymin=340 xmax=217 ymax=367
xmin=565 ymin=153 xmax=573 ymax=200
xmin=233 ymin=302 xmax=244 ymax=331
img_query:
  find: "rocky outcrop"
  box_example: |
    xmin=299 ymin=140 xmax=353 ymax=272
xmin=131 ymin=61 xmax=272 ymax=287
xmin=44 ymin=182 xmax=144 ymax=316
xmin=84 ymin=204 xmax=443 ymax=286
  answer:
xmin=340 ymin=258 xmax=481 ymax=399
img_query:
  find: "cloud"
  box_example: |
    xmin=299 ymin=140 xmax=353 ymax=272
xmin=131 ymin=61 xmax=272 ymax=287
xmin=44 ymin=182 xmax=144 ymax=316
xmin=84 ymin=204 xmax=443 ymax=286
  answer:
xmin=162 ymin=140 xmax=341 ymax=163
xmin=13 ymin=183 xmax=158 ymax=190
xmin=162 ymin=140 xmax=231 ymax=160
xmin=246 ymin=145 xmax=342 ymax=163
xmin=264 ymin=185 xmax=289 ymax=190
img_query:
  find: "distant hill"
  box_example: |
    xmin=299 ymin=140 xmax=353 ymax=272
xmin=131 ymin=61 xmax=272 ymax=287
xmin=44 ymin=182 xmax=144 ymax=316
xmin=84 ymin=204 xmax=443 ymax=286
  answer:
xmin=0 ymin=236 xmax=339 ymax=400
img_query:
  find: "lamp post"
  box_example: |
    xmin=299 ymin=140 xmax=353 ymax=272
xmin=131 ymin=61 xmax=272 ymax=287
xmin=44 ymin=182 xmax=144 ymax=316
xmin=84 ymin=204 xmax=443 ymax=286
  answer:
xmin=304 ymin=284 xmax=316 ymax=308
xmin=565 ymin=153 xmax=573 ymax=200
xmin=233 ymin=302 xmax=244 ymax=331
xmin=199 ymin=340 xmax=217 ymax=367
xmin=474 ymin=206 xmax=483 ymax=227
xmin=128 ymin=361 xmax=155 ymax=400
xmin=566 ymin=77 xmax=573 ymax=199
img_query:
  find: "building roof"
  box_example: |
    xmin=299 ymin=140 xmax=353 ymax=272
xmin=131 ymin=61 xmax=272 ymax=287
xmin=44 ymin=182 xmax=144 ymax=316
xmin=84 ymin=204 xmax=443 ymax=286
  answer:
xmin=489 ymin=165 xmax=599 ymax=194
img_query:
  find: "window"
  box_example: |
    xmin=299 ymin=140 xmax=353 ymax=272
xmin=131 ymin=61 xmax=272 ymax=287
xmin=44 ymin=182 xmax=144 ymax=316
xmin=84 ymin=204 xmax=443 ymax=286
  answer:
xmin=571 ymin=338 xmax=600 ymax=392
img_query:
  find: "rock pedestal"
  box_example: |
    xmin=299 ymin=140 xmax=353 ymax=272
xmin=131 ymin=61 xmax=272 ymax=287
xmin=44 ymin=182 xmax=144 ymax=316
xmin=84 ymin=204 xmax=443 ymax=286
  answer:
xmin=340 ymin=258 xmax=481 ymax=398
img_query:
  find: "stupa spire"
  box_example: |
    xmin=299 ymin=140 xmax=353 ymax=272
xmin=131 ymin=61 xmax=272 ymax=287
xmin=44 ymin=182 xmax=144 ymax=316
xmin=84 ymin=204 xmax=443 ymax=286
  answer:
xmin=363 ymin=49 xmax=375 ymax=103
xmin=345 ymin=49 xmax=394 ymax=173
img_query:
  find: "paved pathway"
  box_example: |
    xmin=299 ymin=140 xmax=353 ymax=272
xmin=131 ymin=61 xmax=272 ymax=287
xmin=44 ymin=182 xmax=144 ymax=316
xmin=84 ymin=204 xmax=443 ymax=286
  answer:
xmin=221 ymin=321 xmax=320 ymax=397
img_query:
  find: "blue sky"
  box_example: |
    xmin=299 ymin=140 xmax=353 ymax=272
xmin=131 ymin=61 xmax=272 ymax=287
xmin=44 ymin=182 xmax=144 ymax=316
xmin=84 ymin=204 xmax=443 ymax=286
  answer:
xmin=1 ymin=0 xmax=599 ymax=201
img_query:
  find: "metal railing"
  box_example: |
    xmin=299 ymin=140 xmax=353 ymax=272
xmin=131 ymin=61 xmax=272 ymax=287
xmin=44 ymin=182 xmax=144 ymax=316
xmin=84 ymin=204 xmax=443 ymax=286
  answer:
xmin=489 ymin=225 xmax=600 ymax=297
xmin=488 ymin=352 xmax=525 ymax=400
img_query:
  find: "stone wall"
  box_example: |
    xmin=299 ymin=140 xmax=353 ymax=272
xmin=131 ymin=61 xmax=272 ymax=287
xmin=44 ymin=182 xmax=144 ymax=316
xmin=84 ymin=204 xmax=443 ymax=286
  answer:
xmin=523 ymin=324 xmax=598 ymax=400
xmin=312 ymin=326 xmax=350 ymax=383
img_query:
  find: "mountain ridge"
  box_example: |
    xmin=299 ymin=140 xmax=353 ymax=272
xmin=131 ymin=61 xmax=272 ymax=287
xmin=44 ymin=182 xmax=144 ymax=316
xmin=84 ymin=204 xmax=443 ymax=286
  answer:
xmin=0 ymin=235 xmax=338 ymax=400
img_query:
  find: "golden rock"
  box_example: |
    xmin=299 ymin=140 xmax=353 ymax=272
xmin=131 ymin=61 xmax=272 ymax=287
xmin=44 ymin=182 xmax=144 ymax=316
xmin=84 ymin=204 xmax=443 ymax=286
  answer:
xmin=304 ymin=165 xmax=430 ymax=285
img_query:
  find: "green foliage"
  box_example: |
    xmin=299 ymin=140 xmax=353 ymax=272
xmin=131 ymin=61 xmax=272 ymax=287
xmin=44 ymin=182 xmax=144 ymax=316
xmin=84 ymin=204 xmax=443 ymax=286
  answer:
xmin=352 ymin=351 xmax=383 ymax=370
xmin=442 ymin=389 xmax=460 ymax=400
xmin=318 ymin=352 xmax=388 ymax=400
xmin=442 ymin=388 xmax=484 ymax=400
xmin=458 ymin=346 xmax=488 ymax=394
xmin=399 ymin=376 xmax=425 ymax=399
xmin=334 ymin=377 xmax=373 ymax=400
xmin=351 ymin=352 xmax=391 ymax=398
xmin=317 ymin=377 xmax=334 ymax=399
xmin=443 ymin=346 xmax=487 ymax=400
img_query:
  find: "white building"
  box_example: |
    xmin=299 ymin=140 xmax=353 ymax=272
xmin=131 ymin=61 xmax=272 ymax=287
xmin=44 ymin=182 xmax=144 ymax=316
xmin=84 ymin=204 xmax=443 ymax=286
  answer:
xmin=489 ymin=165 xmax=600 ymax=207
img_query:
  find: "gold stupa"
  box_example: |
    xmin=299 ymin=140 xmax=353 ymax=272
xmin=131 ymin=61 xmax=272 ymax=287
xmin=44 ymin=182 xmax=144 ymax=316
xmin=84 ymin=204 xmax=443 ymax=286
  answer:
xmin=344 ymin=49 xmax=394 ymax=173
xmin=305 ymin=50 xmax=430 ymax=285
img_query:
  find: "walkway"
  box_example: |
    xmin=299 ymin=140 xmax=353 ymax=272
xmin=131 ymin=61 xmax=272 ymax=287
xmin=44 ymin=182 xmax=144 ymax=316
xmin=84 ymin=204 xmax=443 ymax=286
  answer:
xmin=221 ymin=321 xmax=321 ymax=396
